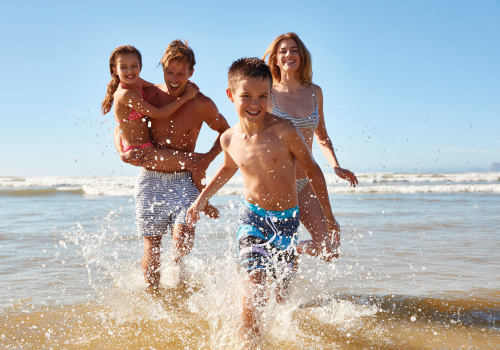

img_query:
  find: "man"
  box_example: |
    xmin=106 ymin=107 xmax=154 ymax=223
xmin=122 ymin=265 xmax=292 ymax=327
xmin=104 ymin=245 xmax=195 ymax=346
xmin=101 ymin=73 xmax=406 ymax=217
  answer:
xmin=115 ymin=40 xmax=229 ymax=289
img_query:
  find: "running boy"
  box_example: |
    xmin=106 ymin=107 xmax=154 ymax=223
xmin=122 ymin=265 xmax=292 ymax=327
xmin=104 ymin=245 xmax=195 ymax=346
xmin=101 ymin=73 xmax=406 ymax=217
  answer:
xmin=186 ymin=58 xmax=339 ymax=340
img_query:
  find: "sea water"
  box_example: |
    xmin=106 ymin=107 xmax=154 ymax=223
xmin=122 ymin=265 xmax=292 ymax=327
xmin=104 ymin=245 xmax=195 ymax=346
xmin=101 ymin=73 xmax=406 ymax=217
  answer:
xmin=1 ymin=172 xmax=499 ymax=349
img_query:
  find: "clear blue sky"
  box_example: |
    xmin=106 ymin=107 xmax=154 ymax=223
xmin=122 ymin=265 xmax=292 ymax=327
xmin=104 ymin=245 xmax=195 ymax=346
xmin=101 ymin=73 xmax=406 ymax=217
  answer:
xmin=1 ymin=0 xmax=499 ymax=177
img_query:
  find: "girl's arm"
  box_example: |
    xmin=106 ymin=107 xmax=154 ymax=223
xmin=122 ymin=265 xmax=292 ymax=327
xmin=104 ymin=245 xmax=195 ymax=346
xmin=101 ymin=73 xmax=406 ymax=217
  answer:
xmin=116 ymin=83 xmax=199 ymax=120
xmin=186 ymin=148 xmax=238 ymax=227
xmin=137 ymin=77 xmax=154 ymax=88
xmin=313 ymin=85 xmax=358 ymax=187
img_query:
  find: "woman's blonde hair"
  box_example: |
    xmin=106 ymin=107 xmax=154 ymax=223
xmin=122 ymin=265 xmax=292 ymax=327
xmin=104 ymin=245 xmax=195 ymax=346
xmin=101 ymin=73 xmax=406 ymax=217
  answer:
xmin=262 ymin=32 xmax=312 ymax=85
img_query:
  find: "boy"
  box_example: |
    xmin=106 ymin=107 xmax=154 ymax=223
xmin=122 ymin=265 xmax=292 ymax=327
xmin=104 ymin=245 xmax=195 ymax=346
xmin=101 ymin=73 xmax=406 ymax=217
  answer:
xmin=186 ymin=58 xmax=339 ymax=340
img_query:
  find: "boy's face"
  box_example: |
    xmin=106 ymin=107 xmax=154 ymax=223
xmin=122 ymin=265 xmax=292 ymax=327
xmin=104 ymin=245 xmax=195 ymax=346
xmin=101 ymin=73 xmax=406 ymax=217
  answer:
xmin=163 ymin=59 xmax=194 ymax=98
xmin=227 ymin=77 xmax=271 ymax=123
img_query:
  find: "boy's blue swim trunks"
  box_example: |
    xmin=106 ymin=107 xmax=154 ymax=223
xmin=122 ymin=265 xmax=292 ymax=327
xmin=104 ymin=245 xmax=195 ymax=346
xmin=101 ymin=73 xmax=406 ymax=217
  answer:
xmin=237 ymin=200 xmax=300 ymax=277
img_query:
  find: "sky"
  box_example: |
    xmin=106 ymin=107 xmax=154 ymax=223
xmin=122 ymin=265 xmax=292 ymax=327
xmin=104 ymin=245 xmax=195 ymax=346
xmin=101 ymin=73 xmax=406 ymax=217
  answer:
xmin=0 ymin=0 xmax=499 ymax=177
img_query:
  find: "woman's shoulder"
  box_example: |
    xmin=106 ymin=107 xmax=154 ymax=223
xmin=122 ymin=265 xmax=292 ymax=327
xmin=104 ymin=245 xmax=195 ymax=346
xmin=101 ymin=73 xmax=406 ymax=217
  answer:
xmin=310 ymin=83 xmax=322 ymax=93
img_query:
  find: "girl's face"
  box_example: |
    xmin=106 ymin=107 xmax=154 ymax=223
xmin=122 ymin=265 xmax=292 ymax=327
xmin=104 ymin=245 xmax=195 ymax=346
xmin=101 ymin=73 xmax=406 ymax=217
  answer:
xmin=114 ymin=53 xmax=141 ymax=85
xmin=276 ymin=39 xmax=301 ymax=73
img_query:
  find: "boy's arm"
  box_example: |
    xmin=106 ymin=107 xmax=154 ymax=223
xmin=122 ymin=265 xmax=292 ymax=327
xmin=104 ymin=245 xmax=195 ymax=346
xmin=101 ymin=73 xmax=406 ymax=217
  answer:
xmin=283 ymin=124 xmax=336 ymax=231
xmin=186 ymin=148 xmax=238 ymax=227
xmin=188 ymin=102 xmax=230 ymax=175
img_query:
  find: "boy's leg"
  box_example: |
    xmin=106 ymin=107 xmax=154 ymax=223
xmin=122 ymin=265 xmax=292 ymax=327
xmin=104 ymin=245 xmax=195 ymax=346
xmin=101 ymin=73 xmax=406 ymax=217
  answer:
xmin=142 ymin=235 xmax=162 ymax=288
xmin=239 ymin=271 xmax=266 ymax=341
xmin=298 ymin=184 xmax=339 ymax=261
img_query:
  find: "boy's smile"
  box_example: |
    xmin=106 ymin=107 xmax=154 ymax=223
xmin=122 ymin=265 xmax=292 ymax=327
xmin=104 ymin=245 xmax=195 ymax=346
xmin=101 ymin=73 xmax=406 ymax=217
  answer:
xmin=227 ymin=77 xmax=271 ymax=125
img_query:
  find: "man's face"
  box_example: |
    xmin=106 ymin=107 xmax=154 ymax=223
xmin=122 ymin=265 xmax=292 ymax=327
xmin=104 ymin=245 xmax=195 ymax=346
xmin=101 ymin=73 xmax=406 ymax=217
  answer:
xmin=163 ymin=59 xmax=194 ymax=98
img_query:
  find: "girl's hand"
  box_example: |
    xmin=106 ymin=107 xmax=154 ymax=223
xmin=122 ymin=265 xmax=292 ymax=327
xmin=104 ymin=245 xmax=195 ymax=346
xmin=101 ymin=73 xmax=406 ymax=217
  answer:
xmin=183 ymin=82 xmax=199 ymax=100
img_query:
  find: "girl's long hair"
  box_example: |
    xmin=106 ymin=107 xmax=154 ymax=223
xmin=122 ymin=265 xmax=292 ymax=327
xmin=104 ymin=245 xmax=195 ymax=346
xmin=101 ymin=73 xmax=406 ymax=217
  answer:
xmin=262 ymin=32 xmax=312 ymax=85
xmin=101 ymin=45 xmax=142 ymax=115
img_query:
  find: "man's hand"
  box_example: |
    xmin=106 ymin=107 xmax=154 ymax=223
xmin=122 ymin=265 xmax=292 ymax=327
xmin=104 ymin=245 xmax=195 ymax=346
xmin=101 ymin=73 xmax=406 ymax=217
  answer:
xmin=188 ymin=152 xmax=211 ymax=177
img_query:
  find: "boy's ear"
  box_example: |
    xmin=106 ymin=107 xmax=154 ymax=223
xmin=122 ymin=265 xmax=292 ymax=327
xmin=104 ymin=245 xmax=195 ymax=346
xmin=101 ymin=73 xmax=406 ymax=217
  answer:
xmin=226 ymin=88 xmax=234 ymax=102
xmin=188 ymin=69 xmax=194 ymax=78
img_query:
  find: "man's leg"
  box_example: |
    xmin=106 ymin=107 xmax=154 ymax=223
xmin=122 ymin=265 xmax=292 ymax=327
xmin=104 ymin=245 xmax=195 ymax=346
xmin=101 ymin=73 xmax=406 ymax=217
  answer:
xmin=171 ymin=224 xmax=196 ymax=265
xmin=142 ymin=235 xmax=162 ymax=288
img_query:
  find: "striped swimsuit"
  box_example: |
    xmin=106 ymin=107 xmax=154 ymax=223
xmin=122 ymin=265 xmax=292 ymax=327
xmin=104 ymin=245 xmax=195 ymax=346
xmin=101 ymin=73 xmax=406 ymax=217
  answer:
xmin=134 ymin=169 xmax=200 ymax=236
xmin=271 ymin=85 xmax=320 ymax=193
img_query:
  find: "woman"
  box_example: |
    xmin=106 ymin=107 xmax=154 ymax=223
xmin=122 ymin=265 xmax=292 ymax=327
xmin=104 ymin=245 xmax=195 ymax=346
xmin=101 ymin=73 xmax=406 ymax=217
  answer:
xmin=263 ymin=32 xmax=358 ymax=259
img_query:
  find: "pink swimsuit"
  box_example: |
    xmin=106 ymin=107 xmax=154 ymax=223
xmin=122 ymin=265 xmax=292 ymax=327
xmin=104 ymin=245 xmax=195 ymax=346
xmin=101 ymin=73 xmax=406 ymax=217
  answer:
xmin=117 ymin=82 xmax=153 ymax=152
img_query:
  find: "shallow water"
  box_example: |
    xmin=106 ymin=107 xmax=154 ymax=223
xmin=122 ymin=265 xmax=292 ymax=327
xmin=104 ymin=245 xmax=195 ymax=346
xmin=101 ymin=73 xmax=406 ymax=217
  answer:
xmin=1 ymin=173 xmax=499 ymax=349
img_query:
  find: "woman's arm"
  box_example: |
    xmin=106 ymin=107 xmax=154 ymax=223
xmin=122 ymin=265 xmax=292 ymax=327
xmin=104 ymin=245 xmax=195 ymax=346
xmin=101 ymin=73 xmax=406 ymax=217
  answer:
xmin=313 ymin=85 xmax=358 ymax=187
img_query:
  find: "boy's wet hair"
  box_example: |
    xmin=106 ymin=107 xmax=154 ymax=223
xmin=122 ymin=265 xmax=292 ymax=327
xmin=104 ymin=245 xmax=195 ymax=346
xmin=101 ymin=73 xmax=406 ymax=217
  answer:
xmin=228 ymin=57 xmax=272 ymax=91
xmin=160 ymin=39 xmax=196 ymax=72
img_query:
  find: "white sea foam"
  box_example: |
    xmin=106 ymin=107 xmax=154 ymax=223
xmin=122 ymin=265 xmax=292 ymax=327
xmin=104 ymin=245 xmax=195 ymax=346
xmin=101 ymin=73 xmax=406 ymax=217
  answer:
xmin=1 ymin=172 xmax=499 ymax=196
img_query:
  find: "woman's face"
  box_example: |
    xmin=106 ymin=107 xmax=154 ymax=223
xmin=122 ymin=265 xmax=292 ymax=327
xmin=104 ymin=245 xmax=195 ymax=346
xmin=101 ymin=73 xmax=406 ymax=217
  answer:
xmin=276 ymin=39 xmax=301 ymax=73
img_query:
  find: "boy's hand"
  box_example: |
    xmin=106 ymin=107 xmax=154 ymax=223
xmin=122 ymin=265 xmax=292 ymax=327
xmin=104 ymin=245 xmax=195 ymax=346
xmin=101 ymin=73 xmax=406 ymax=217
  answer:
xmin=186 ymin=204 xmax=200 ymax=228
xmin=334 ymin=166 xmax=358 ymax=187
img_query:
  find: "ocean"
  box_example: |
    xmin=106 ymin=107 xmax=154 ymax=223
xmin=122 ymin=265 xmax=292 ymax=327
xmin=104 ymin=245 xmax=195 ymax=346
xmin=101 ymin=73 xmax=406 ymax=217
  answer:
xmin=1 ymin=172 xmax=499 ymax=349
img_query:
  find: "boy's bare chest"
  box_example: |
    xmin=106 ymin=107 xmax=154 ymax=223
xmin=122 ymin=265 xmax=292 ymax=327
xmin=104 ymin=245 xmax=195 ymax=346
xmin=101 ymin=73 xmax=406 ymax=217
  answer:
xmin=231 ymin=136 xmax=291 ymax=172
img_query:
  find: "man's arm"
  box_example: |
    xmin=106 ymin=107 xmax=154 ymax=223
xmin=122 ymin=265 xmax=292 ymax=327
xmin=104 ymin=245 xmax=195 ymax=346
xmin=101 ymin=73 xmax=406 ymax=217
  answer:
xmin=113 ymin=127 xmax=194 ymax=169
xmin=189 ymin=99 xmax=230 ymax=174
